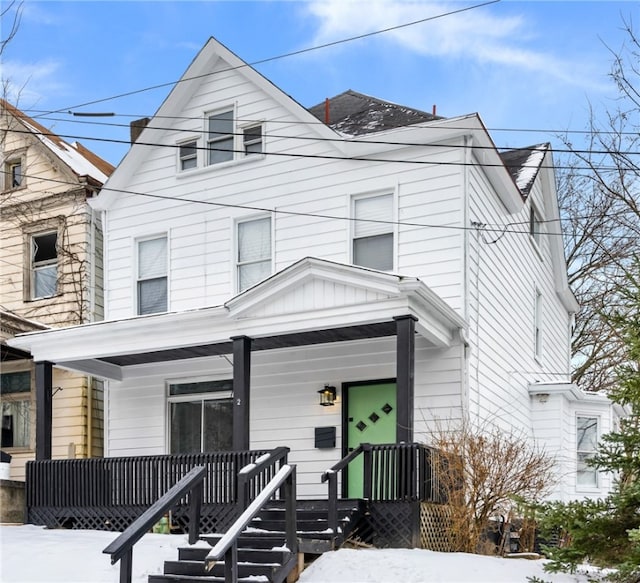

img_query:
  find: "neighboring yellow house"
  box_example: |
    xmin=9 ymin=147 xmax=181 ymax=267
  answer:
xmin=0 ymin=100 xmax=114 ymax=480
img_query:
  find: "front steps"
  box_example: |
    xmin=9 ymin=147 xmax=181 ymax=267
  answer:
xmin=148 ymin=499 xmax=364 ymax=583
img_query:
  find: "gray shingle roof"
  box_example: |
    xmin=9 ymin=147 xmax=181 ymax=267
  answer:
xmin=308 ymin=90 xmax=442 ymax=136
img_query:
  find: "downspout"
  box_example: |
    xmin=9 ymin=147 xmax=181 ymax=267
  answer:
xmin=461 ymin=135 xmax=472 ymax=419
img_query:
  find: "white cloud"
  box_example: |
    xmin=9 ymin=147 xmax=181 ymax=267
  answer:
xmin=305 ymin=0 xmax=606 ymax=91
xmin=1 ymin=59 xmax=67 ymax=107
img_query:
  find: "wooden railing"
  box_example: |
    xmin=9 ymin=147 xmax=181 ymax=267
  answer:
xmin=25 ymin=450 xmax=281 ymax=531
xmin=103 ymin=466 xmax=206 ymax=583
xmin=321 ymin=443 xmax=444 ymax=534
xmin=205 ymin=464 xmax=298 ymax=582
xmin=236 ymin=446 xmax=290 ymax=509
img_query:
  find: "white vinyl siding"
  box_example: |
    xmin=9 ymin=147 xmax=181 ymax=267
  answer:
xmin=137 ymin=236 xmax=168 ymax=315
xmin=237 ymin=216 xmax=271 ymax=291
xmin=353 ymin=194 xmax=393 ymax=271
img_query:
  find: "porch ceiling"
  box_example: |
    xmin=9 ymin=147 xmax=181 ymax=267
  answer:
xmin=100 ymin=321 xmax=397 ymax=367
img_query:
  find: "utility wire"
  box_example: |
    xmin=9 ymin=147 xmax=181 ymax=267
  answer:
xmin=33 ymin=1 xmax=499 ymax=117
xmin=9 ymin=169 xmax=639 ymax=241
xmin=22 ymin=115 xmax=640 ymax=158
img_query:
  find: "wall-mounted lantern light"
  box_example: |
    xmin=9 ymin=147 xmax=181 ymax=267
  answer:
xmin=536 ymin=393 xmax=550 ymax=404
xmin=318 ymin=385 xmax=337 ymax=406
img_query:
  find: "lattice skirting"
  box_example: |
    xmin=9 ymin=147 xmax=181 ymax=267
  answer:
xmin=352 ymin=502 xmax=421 ymax=548
xmin=27 ymin=503 xmax=241 ymax=533
xmin=420 ymin=502 xmax=453 ymax=552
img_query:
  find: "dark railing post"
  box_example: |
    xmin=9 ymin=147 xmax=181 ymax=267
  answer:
xmin=224 ymin=543 xmax=238 ymax=583
xmin=188 ymin=481 xmax=203 ymax=544
xmin=327 ymin=473 xmax=338 ymax=533
xmin=363 ymin=444 xmax=373 ymax=500
xmin=119 ymin=549 xmax=132 ymax=583
xmin=284 ymin=468 xmax=297 ymax=554
xmin=35 ymin=361 xmax=53 ymax=460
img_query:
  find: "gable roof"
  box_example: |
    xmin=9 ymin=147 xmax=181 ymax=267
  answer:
xmin=1 ymin=99 xmax=115 ymax=184
xmin=308 ymin=90 xmax=442 ymax=136
xmin=499 ymin=143 xmax=549 ymax=198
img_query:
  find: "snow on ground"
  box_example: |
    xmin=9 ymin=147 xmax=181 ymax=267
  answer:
xmin=0 ymin=525 xmax=594 ymax=583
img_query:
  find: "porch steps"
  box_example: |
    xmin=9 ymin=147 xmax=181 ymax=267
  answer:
xmin=148 ymin=499 xmax=364 ymax=583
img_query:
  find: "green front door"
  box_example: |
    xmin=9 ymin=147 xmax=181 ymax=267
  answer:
xmin=346 ymin=381 xmax=397 ymax=498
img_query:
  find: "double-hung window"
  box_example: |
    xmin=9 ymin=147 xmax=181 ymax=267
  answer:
xmin=530 ymin=204 xmax=543 ymax=247
xmin=207 ymin=110 xmax=234 ymax=165
xmin=179 ymin=140 xmax=198 ymax=170
xmin=576 ymin=416 xmax=598 ymax=487
xmin=137 ymin=236 xmax=167 ymax=315
xmin=31 ymin=232 xmax=58 ymax=299
xmin=0 ymin=371 xmax=32 ymax=449
xmin=5 ymin=159 xmax=23 ymax=189
xmin=243 ymin=125 xmax=263 ymax=155
xmin=237 ymin=216 xmax=272 ymax=291
xmin=168 ymin=379 xmax=233 ymax=453
xmin=353 ymin=194 xmax=394 ymax=271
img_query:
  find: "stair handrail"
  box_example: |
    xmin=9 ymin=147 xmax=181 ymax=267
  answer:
xmin=103 ymin=465 xmax=206 ymax=583
xmin=205 ymin=463 xmax=297 ymax=581
xmin=236 ymin=445 xmax=289 ymax=509
xmin=321 ymin=443 xmax=372 ymax=534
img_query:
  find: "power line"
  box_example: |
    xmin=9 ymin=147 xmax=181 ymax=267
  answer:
xmin=24 ymin=114 xmax=640 ymax=159
xmin=34 ymin=1 xmax=499 ymax=118
xmin=11 ymin=169 xmax=639 ymax=242
xmin=8 ymin=125 xmax=634 ymax=173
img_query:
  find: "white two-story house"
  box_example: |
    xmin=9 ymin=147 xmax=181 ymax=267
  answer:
xmin=10 ymin=37 xmax=617 ymax=502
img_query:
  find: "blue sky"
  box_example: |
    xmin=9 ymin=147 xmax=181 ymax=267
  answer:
xmin=2 ymin=0 xmax=635 ymax=165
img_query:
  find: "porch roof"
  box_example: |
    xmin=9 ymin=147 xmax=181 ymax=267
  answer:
xmin=9 ymin=257 xmax=466 ymax=380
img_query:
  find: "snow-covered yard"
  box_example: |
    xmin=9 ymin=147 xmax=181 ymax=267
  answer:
xmin=0 ymin=525 xmax=594 ymax=583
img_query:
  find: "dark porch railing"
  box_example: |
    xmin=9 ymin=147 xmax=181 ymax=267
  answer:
xmin=26 ymin=450 xmax=283 ymax=532
xmin=322 ymin=443 xmax=445 ymax=537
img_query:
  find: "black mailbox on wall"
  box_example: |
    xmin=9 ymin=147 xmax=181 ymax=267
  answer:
xmin=314 ymin=426 xmax=336 ymax=449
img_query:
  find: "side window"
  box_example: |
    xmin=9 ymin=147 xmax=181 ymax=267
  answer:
xmin=31 ymin=231 xmax=58 ymax=299
xmin=137 ymin=236 xmax=168 ymax=315
xmin=168 ymin=379 xmax=233 ymax=454
xmin=179 ymin=140 xmax=198 ymax=170
xmin=237 ymin=216 xmax=272 ymax=292
xmin=576 ymin=416 xmax=598 ymax=487
xmin=242 ymin=124 xmax=263 ymax=155
xmin=529 ymin=204 xmax=543 ymax=248
xmin=0 ymin=370 xmax=32 ymax=449
xmin=4 ymin=157 xmax=23 ymax=190
xmin=207 ymin=110 xmax=234 ymax=165
xmin=534 ymin=288 xmax=543 ymax=361
xmin=352 ymin=194 xmax=394 ymax=271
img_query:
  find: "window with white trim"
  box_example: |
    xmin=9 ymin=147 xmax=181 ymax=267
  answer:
xmin=534 ymin=288 xmax=543 ymax=360
xmin=207 ymin=110 xmax=234 ymax=165
xmin=352 ymin=194 xmax=393 ymax=271
xmin=31 ymin=232 xmax=58 ymax=299
xmin=137 ymin=235 xmax=167 ymax=315
xmin=179 ymin=140 xmax=198 ymax=170
xmin=576 ymin=416 xmax=598 ymax=487
xmin=242 ymin=124 xmax=263 ymax=155
xmin=530 ymin=204 xmax=543 ymax=247
xmin=0 ymin=370 xmax=32 ymax=449
xmin=237 ymin=216 xmax=272 ymax=292
xmin=168 ymin=379 xmax=233 ymax=453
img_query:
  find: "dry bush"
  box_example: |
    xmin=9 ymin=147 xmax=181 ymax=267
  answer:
xmin=429 ymin=421 xmax=555 ymax=554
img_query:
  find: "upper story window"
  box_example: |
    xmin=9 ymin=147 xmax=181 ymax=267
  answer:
xmin=352 ymin=193 xmax=394 ymax=271
xmin=168 ymin=379 xmax=233 ymax=454
xmin=1 ymin=370 xmax=32 ymax=449
xmin=137 ymin=235 xmax=167 ymax=315
xmin=207 ymin=110 xmax=234 ymax=165
xmin=576 ymin=416 xmax=598 ymax=487
xmin=534 ymin=288 xmax=543 ymax=361
xmin=237 ymin=216 xmax=272 ymax=292
xmin=3 ymin=152 xmax=25 ymax=191
xmin=31 ymin=232 xmax=58 ymax=299
xmin=179 ymin=140 xmax=198 ymax=170
xmin=243 ymin=125 xmax=263 ymax=155
xmin=529 ymin=204 xmax=543 ymax=247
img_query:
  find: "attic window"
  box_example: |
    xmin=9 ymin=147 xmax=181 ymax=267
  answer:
xmin=243 ymin=125 xmax=263 ymax=155
xmin=179 ymin=141 xmax=197 ymax=170
xmin=529 ymin=205 xmax=543 ymax=247
xmin=207 ymin=110 xmax=234 ymax=165
xmin=4 ymin=157 xmax=23 ymax=190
